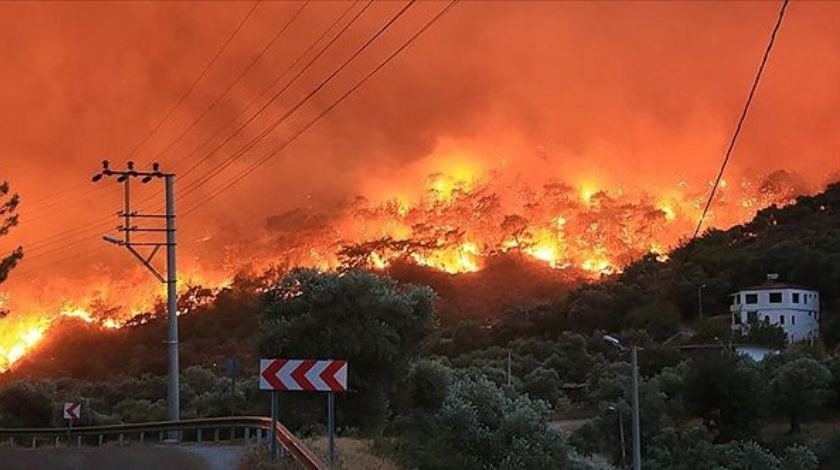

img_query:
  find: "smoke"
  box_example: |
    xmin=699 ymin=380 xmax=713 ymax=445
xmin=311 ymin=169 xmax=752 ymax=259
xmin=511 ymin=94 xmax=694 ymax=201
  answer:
xmin=0 ymin=1 xmax=838 ymax=333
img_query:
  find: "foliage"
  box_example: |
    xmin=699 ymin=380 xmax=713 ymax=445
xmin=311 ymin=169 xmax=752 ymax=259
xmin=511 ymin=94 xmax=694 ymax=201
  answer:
xmin=0 ymin=179 xmax=21 ymax=285
xmin=682 ymin=353 xmax=769 ymax=441
xmin=739 ymin=322 xmax=787 ymax=349
xmin=396 ymin=369 xmax=572 ymax=469
xmin=769 ymin=357 xmax=834 ymax=432
xmin=0 ymin=380 xmax=54 ymax=427
xmin=259 ymin=269 xmax=437 ymax=430
xmin=779 ymin=444 xmax=819 ymax=470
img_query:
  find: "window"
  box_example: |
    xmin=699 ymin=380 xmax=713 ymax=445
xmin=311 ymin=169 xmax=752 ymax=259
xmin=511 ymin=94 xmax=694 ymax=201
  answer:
xmin=792 ymin=314 xmax=795 ymax=325
xmin=747 ymin=311 xmax=758 ymax=323
xmin=780 ymin=314 xmax=785 ymax=325
xmin=769 ymin=292 xmax=783 ymax=303
xmin=793 ymin=292 xmax=800 ymax=303
xmin=745 ymin=294 xmax=758 ymax=304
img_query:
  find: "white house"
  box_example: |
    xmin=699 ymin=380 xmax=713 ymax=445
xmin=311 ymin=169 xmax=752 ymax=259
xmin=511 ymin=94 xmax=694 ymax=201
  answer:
xmin=730 ymin=275 xmax=820 ymax=343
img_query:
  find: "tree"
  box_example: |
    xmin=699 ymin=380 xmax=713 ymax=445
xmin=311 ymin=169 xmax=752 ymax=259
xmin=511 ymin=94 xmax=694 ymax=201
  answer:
xmin=259 ymin=269 xmax=436 ymax=430
xmin=0 ymin=380 xmax=53 ymax=427
xmin=770 ymin=357 xmax=834 ymax=433
xmin=683 ymin=354 xmax=769 ymax=441
xmin=398 ymin=370 xmax=572 ymax=469
xmin=0 ymin=180 xmax=22 ymax=285
xmin=740 ymin=322 xmax=787 ymax=349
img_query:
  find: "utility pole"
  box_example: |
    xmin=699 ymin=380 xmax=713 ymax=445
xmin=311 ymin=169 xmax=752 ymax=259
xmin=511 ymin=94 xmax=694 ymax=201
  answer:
xmin=93 ymin=161 xmax=180 ymax=432
xmin=698 ymin=284 xmax=706 ymax=320
xmin=630 ymin=346 xmax=641 ymax=470
xmin=603 ymin=335 xmax=641 ymax=470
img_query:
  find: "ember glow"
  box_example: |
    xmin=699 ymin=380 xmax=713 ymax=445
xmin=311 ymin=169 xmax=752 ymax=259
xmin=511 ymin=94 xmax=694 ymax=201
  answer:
xmin=2 ymin=1 xmax=840 ymax=370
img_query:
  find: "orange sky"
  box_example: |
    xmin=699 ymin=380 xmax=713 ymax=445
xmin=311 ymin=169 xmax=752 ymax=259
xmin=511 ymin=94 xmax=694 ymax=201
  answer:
xmin=1 ymin=0 xmax=839 ymax=297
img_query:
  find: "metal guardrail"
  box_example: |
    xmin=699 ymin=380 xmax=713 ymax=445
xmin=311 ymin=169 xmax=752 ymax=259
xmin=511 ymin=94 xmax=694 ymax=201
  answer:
xmin=0 ymin=416 xmax=326 ymax=470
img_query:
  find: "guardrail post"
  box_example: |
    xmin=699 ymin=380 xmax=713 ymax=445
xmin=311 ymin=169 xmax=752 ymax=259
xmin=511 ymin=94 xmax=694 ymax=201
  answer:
xmin=214 ymin=428 xmax=220 ymax=442
xmin=55 ymin=436 xmax=60 ymax=448
xmin=139 ymin=432 xmax=144 ymax=444
xmin=8 ymin=436 xmax=13 ymax=447
xmin=77 ymin=436 xmax=82 ymax=448
xmin=119 ymin=433 xmax=124 ymax=445
xmin=99 ymin=434 xmax=104 ymax=446
xmin=229 ymin=427 xmax=235 ymax=442
xmin=197 ymin=429 xmax=202 ymax=443
xmin=31 ymin=436 xmax=36 ymax=449
xmin=159 ymin=431 xmax=164 ymax=442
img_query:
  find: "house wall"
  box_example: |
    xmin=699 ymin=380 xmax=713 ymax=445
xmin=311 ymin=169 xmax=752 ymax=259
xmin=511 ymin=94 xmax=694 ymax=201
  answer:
xmin=730 ymin=288 xmax=820 ymax=343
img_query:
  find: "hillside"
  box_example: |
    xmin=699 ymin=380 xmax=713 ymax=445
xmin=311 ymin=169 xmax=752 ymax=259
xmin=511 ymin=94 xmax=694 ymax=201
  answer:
xmin=4 ymin=182 xmax=840 ymax=382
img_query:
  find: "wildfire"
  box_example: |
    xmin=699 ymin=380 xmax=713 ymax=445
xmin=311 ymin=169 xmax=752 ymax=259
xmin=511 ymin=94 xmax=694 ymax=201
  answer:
xmin=0 ymin=157 xmax=811 ymax=372
xmin=0 ymin=323 xmax=45 ymax=370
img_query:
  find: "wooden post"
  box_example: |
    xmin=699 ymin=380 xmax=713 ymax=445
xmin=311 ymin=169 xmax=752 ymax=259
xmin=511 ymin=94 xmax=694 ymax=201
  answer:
xmin=214 ymin=428 xmax=220 ymax=442
xmin=31 ymin=436 xmax=36 ymax=449
xmin=98 ymin=434 xmax=104 ymax=446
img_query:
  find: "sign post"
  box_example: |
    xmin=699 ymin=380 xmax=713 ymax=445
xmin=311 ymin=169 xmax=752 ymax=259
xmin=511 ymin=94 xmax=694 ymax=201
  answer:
xmin=63 ymin=402 xmax=81 ymax=441
xmin=260 ymin=359 xmax=348 ymax=461
xmin=270 ymin=391 xmax=277 ymax=458
xmin=327 ymin=392 xmax=335 ymax=463
xmin=226 ymin=357 xmax=240 ymax=416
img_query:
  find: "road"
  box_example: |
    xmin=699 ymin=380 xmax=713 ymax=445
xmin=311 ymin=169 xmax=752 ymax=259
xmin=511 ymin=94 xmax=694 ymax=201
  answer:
xmin=0 ymin=444 xmax=247 ymax=470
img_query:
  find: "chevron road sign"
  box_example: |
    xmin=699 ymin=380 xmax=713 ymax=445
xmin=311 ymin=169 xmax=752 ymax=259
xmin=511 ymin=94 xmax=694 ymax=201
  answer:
xmin=63 ymin=402 xmax=81 ymax=421
xmin=259 ymin=359 xmax=348 ymax=392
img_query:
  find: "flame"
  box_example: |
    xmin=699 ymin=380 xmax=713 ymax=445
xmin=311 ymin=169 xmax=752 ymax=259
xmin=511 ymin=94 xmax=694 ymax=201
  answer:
xmin=1 ymin=324 xmax=45 ymax=370
xmin=0 ymin=152 xmax=809 ymax=371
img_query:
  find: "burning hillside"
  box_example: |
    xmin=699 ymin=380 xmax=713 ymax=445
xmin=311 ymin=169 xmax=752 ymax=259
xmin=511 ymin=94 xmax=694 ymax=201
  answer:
xmin=0 ymin=160 xmax=813 ymax=372
xmin=2 ymin=1 xmax=840 ymax=373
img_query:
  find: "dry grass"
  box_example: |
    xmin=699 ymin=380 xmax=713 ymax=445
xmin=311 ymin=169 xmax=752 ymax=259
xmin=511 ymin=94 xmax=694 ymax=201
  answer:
xmin=305 ymin=437 xmax=401 ymax=470
xmin=239 ymin=438 xmax=401 ymax=470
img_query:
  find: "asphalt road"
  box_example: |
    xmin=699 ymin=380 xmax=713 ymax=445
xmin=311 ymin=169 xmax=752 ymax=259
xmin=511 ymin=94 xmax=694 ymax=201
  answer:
xmin=0 ymin=444 xmax=246 ymax=470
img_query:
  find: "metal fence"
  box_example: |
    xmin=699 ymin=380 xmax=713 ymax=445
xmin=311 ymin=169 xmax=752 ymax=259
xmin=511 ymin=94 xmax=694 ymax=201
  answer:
xmin=0 ymin=416 xmax=326 ymax=470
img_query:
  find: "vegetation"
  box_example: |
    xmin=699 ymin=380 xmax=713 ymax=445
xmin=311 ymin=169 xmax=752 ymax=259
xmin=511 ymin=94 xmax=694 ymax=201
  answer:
xmin=0 ymin=179 xmax=21 ymax=286
xmin=2 ymin=182 xmax=840 ymax=468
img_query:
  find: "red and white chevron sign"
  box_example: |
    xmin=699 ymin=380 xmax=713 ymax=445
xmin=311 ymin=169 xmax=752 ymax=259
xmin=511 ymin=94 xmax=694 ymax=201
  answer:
xmin=63 ymin=402 xmax=81 ymax=420
xmin=260 ymin=359 xmax=348 ymax=392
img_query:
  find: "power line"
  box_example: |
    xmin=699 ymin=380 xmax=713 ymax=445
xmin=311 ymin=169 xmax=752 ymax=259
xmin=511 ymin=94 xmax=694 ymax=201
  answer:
xmin=183 ymin=1 xmax=459 ymax=216
xmin=121 ymin=0 xmax=365 ymax=221
xmin=150 ymin=1 xmax=310 ymax=165
xmin=4 ymin=2 xmax=363 ymax=267
xmin=175 ymin=0 xmax=413 ymax=203
xmin=174 ymin=0 xmax=379 ymax=187
xmin=13 ymin=1 xmax=261 ymax=221
xmin=690 ymin=0 xmax=789 ymax=241
xmin=122 ymin=1 xmax=260 ymax=160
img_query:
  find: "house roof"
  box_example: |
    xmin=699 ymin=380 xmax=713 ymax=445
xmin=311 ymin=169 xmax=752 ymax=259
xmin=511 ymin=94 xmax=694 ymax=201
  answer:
xmin=735 ymin=282 xmax=816 ymax=292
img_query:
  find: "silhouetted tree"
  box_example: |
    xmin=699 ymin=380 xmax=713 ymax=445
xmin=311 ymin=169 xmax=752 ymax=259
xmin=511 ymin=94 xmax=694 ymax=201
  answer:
xmin=259 ymin=269 xmax=436 ymax=430
xmin=0 ymin=180 xmax=21 ymax=287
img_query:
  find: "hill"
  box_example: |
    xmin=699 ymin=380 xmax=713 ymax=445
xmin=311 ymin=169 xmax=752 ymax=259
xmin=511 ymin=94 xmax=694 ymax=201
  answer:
xmin=5 ymin=182 xmax=840 ymax=382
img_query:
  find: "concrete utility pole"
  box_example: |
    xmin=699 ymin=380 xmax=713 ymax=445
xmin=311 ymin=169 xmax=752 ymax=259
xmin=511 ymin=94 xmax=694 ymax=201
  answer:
xmin=93 ymin=161 xmax=180 ymax=430
xmin=603 ymin=335 xmax=641 ymax=470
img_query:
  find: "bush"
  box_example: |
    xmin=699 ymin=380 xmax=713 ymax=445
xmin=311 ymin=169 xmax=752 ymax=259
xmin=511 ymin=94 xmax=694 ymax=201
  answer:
xmin=398 ymin=369 xmax=572 ymax=469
